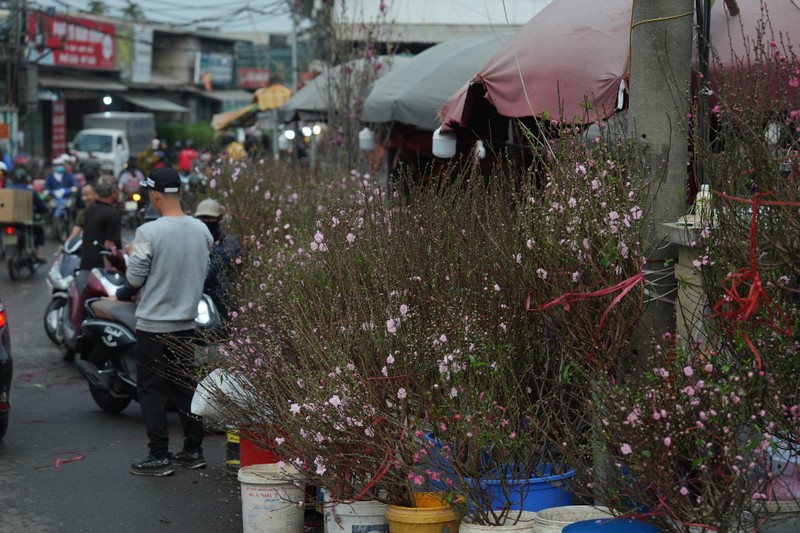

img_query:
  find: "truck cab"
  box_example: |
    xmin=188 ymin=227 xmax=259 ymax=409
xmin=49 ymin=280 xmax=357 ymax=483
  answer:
xmin=72 ymin=128 xmax=129 ymax=179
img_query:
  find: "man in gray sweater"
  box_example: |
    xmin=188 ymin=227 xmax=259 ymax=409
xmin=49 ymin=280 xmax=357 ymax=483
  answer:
xmin=117 ymin=167 xmax=213 ymax=476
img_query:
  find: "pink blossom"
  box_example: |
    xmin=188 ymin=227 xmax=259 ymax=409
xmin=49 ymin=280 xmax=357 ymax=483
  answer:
xmin=290 ymin=403 xmax=301 ymax=415
xmin=683 ymin=366 xmax=694 ymax=377
xmin=397 ymin=388 xmax=407 ymax=400
xmin=664 ymin=437 xmax=672 ymax=447
xmin=704 ymin=363 xmax=713 ymax=373
xmin=440 ymin=334 xmax=447 ymax=343
xmin=329 ymin=395 xmax=342 ymax=408
xmin=620 ymin=443 xmax=632 ymax=455
xmin=400 ymin=304 xmax=408 ymax=316
xmin=789 ymin=77 xmax=799 ymax=88
xmin=680 ymin=487 xmax=689 ymax=496
xmin=346 ymin=233 xmax=355 ymax=244
xmin=572 ymin=271 xmax=581 ymax=283
xmin=386 ymin=354 xmax=395 ymax=364
xmin=386 ymin=319 xmax=397 ymax=334
xmin=314 ymin=456 xmax=326 ymax=475
xmin=450 ymin=387 xmax=458 ymax=398
xmin=494 ymin=284 xmax=500 ymax=291
xmin=314 ymin=231 xmax=324 ymax=243
xmin=536 ymin=268 xmax=548 ymax=280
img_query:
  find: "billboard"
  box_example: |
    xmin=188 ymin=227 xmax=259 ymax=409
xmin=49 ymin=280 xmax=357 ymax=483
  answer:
xmin=237 ymin=68 xmax=271 ymax=89
xmin=117 ymin=24 xmax=153 ymax=84
xmin=27 ymin=11 xmax=116 ymax=70
xmin=194 ymin=52 xmax=233 ymax=88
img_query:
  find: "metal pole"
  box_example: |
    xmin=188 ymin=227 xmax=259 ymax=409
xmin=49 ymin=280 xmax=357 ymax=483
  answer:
xmin=291 ymin=6 xmax=299 ymax=92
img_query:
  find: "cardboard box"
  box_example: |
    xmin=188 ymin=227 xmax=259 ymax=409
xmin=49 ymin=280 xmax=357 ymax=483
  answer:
xmin=0 ymin=189 xmax=34 ymax=223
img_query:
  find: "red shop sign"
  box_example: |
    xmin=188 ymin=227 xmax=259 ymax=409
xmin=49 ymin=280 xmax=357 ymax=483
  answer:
xmin=237 ymin=68 xmax=271 ymax=89
xmin=28 ymin=12 xmax=115 ymax=70
xmin=52 ymin=100 xmax=67 ymax=158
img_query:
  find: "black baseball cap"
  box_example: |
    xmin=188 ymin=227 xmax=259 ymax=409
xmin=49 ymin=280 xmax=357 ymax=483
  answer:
xmin=141 ymin=167 xmax=181 ymax=194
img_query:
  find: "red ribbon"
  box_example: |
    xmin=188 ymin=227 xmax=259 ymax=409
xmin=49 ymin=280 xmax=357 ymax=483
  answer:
xmin=711 ymin=190 xmax=793 ymax=370
xmin=54 ymin=451 xmax=86 ymax=469
xmin=526 ymin=265 xmax=645 ymax=365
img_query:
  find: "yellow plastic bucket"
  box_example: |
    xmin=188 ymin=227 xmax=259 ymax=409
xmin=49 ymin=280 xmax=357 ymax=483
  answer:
xmin=385 ymin=493 xmax=460 ymax=533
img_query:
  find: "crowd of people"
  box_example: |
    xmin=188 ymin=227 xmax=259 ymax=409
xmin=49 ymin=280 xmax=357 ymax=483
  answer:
xmin=2 ymin=136 xmax=243 ymax=477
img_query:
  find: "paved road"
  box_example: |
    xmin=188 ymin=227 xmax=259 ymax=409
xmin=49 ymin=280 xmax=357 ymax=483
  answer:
xmin=0 ymin=232 xmax=244 ymax=533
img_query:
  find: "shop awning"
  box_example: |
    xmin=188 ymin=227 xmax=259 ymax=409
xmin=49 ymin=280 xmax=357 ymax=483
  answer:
xmin=211 ymin=103 xmax=258 ymax=131
xmin=120 ymin=94 xmax=189 ymax=113
xmin=38 ymin=74 xmax=128 ymax=92
xmin=198 ymin=89 xmax=253 ymax=103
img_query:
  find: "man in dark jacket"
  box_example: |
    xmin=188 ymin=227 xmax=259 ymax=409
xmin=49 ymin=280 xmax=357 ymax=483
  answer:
xmin=80 ymin=179 xmax=121 ymax=270
xmin=194 ymin=198 xmax=241 ymax=320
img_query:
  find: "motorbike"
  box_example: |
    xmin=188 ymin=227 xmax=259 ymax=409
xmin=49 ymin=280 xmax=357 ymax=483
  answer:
xmin=43 ymin=234 xmax=82 ymax=347
xmin=45 ymin=187 xmax=75 ymax=243
xmin=2 ymin=222 xmax=46 ymax=281
xmin=58 ymin=244 xmax=128 ymax=361
xmin=121 ymin=189 xmax=146 ymax=229
xmin=75 ymin=293 xmax=221 ymax=414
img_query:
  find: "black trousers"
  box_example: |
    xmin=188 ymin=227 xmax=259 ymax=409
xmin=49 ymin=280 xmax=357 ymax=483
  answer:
xmin=136 ymin=329 xmax=203 ymax=459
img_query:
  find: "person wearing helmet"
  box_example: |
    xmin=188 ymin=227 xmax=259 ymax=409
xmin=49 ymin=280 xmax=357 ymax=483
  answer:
xmin=45 ymin=156 xmax=78 ymax=195
xmin=194 ymin=198 xmax=241 ymax=320
xmin=7 ymin=166 xmax=48 ymax=262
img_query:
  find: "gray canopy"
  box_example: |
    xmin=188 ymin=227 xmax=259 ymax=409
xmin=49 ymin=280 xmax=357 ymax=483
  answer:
xmin=362 ymin=34 xmax=510 ymax=131
xmin=280 ymin=56 xmax=411 ymax=122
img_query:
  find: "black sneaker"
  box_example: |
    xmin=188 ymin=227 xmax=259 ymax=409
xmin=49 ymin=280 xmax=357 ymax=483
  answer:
xmin=172 ymin=450 xmax=206 ymax=469
xmin=130 ymin=455 xmax=175 ymax=476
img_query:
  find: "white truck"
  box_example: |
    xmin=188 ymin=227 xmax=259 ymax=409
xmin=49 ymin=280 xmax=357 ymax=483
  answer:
xmin=71 ymin=112 xmax=156 ymax=178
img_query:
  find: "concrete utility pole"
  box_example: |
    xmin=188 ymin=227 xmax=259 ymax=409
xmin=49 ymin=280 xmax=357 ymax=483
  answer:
xmin=627 ymin=1 xmax=694 ymax=351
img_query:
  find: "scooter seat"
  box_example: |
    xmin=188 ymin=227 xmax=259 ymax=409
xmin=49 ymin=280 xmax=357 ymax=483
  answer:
xmin=90 ymin=299 xmax=138 ymax=332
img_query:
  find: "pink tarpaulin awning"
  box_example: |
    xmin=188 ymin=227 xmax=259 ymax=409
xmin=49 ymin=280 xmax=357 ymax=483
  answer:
xmin=440 ymin=0 xmax=632 ymax=129
xmin=441 ymin=0 xmax=800 ymax=131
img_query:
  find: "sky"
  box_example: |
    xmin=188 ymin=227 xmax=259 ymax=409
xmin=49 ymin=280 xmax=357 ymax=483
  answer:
xmin=36 ymin=0 xmax=295 ymax=34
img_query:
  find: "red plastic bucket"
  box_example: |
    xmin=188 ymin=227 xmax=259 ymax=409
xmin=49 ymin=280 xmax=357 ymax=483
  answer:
xmin=239 ymin=425 xmax=279 ymax=467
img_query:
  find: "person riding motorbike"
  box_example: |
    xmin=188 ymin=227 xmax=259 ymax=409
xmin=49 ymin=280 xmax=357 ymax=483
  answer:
xmin=7 ymin=167 xmax=48 ymax=262
xmin=44 ymin=156 xmax=78 ymax=195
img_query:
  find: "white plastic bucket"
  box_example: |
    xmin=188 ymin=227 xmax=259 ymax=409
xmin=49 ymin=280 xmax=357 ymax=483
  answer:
xmin=322 ymin=489 xmax=389 ymax=533
xmin=532 ymin=506 xmax=612 ymax=533
xmin=238 ymin=464 xmax=305 ymax=533
xmin=461 ymin=511 xmax=538 ymax=533
xmin=191 ymin=368 xmax=250 ymax=422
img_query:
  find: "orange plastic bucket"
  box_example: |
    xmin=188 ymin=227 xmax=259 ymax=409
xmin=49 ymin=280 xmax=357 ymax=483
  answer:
xmin=385 ymin=493 xmax=460 ymax=533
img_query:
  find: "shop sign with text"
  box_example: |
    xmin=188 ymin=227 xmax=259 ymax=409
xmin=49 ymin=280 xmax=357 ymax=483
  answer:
xmin=194 ymin=52 xmax=233 ymax=87
xmin=27 ymin=11 xmax=116 ymax=70
xmin=237 ymin=68 xmax=271 ymax=89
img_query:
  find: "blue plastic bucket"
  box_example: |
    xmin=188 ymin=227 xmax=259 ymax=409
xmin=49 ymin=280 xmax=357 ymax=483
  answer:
xmin=563 ymin=518 xmax=660 ymax=532
xmin=479 ymin=464 xmax=576 ymax=512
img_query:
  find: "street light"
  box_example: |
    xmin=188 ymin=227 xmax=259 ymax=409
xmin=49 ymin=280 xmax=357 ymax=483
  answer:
xmin=102 ymin=95 xmax=112 ymax=106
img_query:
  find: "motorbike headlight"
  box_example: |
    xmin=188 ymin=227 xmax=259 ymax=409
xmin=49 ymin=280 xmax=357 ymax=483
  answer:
xmin=132 ymin=193 xmax=141 ymax=202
